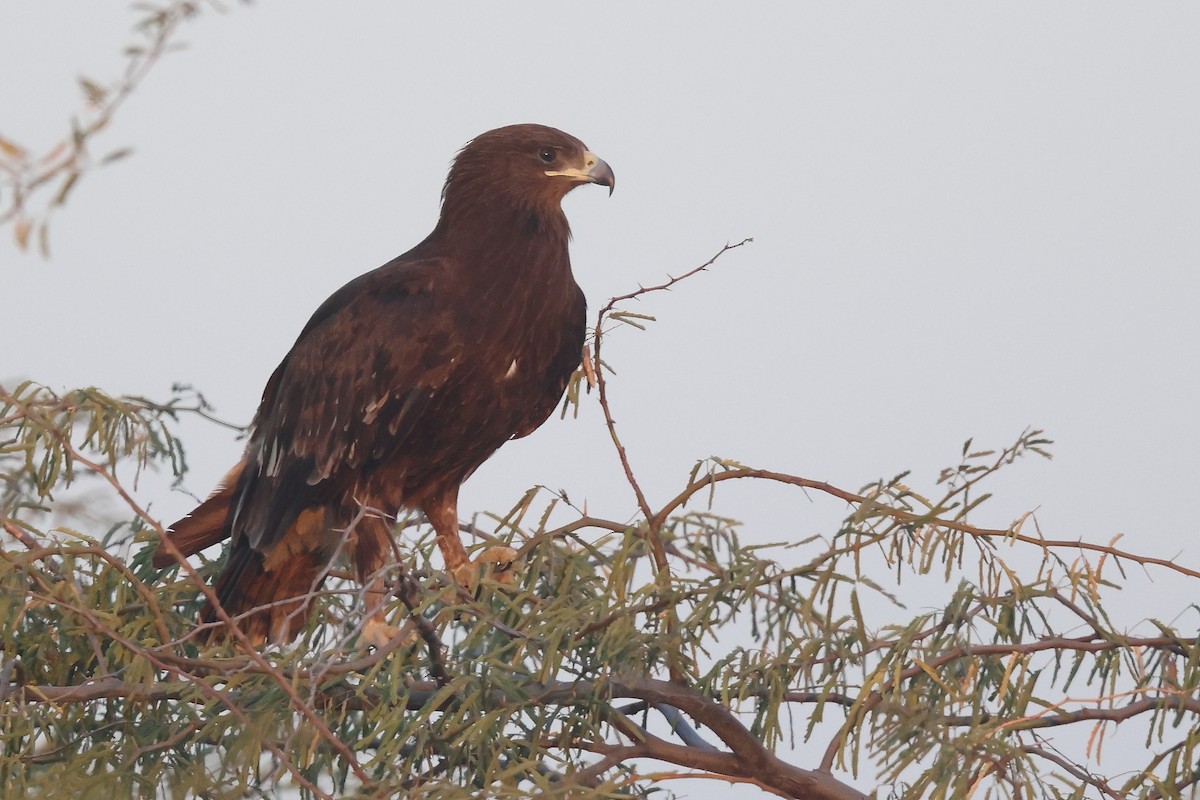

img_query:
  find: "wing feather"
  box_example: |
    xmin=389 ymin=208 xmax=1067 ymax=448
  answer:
xmin=231 ymin=256 xmax=461 ymax=555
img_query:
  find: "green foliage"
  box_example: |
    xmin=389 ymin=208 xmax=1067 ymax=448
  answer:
xmin=1 ymin=381 xmax=1199 ymax=799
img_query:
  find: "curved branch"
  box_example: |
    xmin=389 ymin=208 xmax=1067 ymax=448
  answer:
xmin=600 ymin=675 xmax=865 ymax=800
xmin=654 ymin=467 xmax=1200 ymax=581
xmin=1021 ymin=744 xmax=1123 ymax=800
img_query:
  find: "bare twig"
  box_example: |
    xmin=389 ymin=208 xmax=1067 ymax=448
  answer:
xmin=591 ymin=238 xmax=753 ymax=569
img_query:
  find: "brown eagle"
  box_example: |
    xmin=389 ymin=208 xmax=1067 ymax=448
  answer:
xmin=154 ymin=124 xmax=614 ymax=645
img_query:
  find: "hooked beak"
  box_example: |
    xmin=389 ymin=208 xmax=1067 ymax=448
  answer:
xmin=546 ymin=150 xmax=615 ymax=195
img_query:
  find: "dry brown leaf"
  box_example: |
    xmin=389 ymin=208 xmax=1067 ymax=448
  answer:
xmin=14 ymin=218 xmax=32 ymax=251
xmin=0 ymin=136 xmax=28 ymax=161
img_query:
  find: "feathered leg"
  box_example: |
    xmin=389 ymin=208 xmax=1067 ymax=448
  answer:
xmin=350 ymin=512 xmax=418 ymax=647
xmin=424 ymin=488 xmax=518 ymax=588
xmin=423 ymin=488 xmax=469 ymax=579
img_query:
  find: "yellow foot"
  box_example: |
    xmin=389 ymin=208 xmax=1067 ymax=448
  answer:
xmin=361 ymin=616 xmax=419 ymax=648
xmin=451 ymin=545 xmax=520 ymax=589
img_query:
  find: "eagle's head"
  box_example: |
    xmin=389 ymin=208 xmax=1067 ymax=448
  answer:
xmin=442 ymin=123 xmax=615 ymax=215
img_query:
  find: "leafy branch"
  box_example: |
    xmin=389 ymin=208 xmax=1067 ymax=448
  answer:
xmin=0 ymin=1 xmax=244 ymax=255
xmin=3 ymin=246 xmax=1200 ymax=799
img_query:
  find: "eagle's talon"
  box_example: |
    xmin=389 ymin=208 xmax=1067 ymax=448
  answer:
xmin=361 ymin=617 xmax=419 ymax=648
xmin=451 ymin=545 xmax=521 ymax=589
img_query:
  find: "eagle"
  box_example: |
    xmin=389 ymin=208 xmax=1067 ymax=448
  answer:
xmin=154 ymin=124 xmax=614 ymax=646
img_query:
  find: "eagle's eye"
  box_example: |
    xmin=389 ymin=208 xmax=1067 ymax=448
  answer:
xmin=538 ymin=147 xmax=556 ymax=164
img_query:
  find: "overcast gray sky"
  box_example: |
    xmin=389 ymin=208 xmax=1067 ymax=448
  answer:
xmin=3 ymin=3 xmax=1199 ymax=796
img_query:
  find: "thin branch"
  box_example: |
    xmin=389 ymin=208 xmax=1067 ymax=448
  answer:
xmin=2 ymin=519 xmax=41 ymax=551
xmin=592 ymin=238 xmax=753 ymax=567
xmin=14 ymin=544 xmax=171 ymax=644
xmin=655 ymin=467 xmax=1200 ymax=581
xmin=1021 ymin=744 xmax=1123 ymax=800
xmin=601 ymin=238 xmax=753 ymax=309
xmin=590 ymin=239 xmax=751 ymax=685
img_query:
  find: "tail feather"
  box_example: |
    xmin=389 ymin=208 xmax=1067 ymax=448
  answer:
xmin=161 ymin=459 xmax=345 ymax=645
xmin=202 ymin=540 xmax=327 ymax=645
xmin=153 ymin=462 xmax=244 ymax=568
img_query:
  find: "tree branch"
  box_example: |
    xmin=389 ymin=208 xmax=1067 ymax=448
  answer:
xmin=654 ymin=467 xmax=1200 ymax=581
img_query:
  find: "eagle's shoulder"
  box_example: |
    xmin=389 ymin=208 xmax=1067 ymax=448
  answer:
xmin=254 ymin=255 xmax=449 ymax=408
xmin=296 ymin=255 xmax=446 ymax=341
